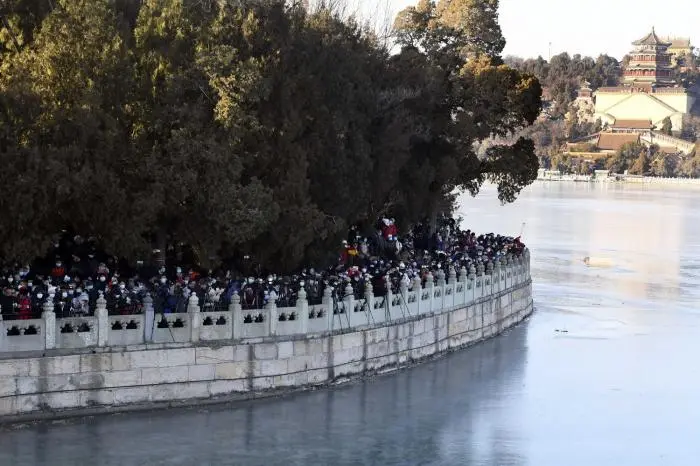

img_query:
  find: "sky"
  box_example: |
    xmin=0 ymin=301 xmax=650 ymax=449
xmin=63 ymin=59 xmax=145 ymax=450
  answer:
xmin=355 ymin=0 xmax=699 ymax=60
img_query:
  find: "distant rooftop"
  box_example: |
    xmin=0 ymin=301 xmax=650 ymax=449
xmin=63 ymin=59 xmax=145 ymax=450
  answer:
xmin=597 ymin=133 xmax=640 ymax=151
xmin=665 ymin=37 xmax=693 ymax=49
xmin=633 ymin=28 xmax=672 ymax=47
xmin=612 ymin=119 xmax=653 ymax=129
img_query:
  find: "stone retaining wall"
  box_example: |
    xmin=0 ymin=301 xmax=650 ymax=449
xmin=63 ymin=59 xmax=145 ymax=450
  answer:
xmin=0 ymin=254 xmax=533 ymax=422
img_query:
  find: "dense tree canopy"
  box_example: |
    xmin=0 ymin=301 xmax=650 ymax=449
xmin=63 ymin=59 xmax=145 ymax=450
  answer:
xmin=0 ymin=0 xmax=542 ymax=271
xmin=505 ymin=52 xmax=621 ymax=117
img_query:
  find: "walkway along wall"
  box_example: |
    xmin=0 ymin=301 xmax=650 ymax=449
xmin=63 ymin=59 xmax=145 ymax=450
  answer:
xmin=0 ymin=252 xmax=533 ymax=422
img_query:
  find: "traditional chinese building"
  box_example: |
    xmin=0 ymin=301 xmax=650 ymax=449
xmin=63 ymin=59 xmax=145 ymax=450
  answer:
xmin=622 ymin=29 xmax=675 ymax=86
xmin=593 ymin=28 xmax=696 ymax=133
xmin=665 ymin=37 xmax=694 ymax=65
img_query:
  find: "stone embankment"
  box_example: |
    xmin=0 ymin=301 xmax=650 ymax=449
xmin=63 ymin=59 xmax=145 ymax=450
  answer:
xmin=0 ymin=252 xmax=533 ymax=423
xmin=537 ymin=171 xmax=700 ymax=186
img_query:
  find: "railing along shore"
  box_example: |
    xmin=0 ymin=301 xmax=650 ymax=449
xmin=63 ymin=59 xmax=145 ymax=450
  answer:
xmin=0 ymin=252 xmax=531 ymax=353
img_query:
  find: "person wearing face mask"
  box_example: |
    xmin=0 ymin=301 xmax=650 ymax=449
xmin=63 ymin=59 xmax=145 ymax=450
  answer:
xmin=17 ymin=287 xmax=32 ymax=320
xmin=97 ymin=262 xmax=110 ymax=276
xmin=175 ymin=267 xmax=184 ymax=285
xmin=85 ymin=280 xmax=98 ymax=314
xmin=106 ymin=280 xmax=122 ymax=314
xmin=95 ymin=274 xmax=107 ymax=292
xmin=0 ymin=287 xmax=15 ymax=320
xmin=153 ymin=276 xmax=170 ymax=314
xmin=58 ymin=290 xmax=72 ymax=318
xmin=51 ymin=260 xmax=65 ymax=280
xmin=31 ymin=288 xmax=46 ymax=311
xmin=116 ymin=282 xmax=129 ymax=315
xmin=71 ymin=288 xmax=88 ymax=316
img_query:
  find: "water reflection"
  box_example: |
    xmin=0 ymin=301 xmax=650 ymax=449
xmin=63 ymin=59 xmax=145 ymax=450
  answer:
xmin=459 ymin=182 xmax=691 ymax=307
xmin=0 ymin=324 xmax=528 ymax=466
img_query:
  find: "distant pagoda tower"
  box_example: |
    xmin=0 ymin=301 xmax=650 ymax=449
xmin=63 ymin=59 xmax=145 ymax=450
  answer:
xmin=623 ymin=28 xmax=674 ymax=87
xmin=576 ymin=80 xmax=593 ymax=100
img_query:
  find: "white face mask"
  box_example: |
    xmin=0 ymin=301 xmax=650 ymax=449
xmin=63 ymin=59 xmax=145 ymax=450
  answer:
xmin=37 ymin=293 xmax=43 ymax=299
xmin=160 ymin=278 xmax=167 ymax=284
xmin=119 ymin=284 xmax=125 ymax=290
xmin=86 ymin=285 xmax=93 ymax=290
xmin=7 ymin=277 xmax=13 ymax=283
xmin=99 ymin=276 xmax=106 ymax=282
xmin=62 ymin=292 xmax=68 ymax=298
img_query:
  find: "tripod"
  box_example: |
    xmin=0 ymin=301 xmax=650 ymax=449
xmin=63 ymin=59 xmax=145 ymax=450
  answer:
xmin=356 ymin=296 xmax=375 ymax=325
xmin=397 ymin=288 xmax=413 ymax=319
xmin=331 ymin=288 xmax=351 ymax=331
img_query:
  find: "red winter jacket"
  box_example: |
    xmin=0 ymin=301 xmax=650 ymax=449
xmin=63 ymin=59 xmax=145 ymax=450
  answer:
xmin=18 ymin=296 xmax=32 ymax=319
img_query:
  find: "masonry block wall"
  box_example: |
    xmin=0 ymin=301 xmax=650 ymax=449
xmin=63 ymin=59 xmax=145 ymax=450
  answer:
xmin=0 ymin=254 xmax=533 ymax=421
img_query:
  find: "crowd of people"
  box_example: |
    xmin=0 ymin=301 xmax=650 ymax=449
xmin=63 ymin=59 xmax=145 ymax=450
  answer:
xmin=0 ymin=217 xmax=525 ymax=321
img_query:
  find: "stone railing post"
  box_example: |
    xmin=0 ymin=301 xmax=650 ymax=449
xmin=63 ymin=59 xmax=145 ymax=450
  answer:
xmin=364 ymin=280 xmax=375 ymax=316
xmin=505 ymin=255 xmax=513 ymax=287
xmin=231 ymin=294 xmax=243 ymax=340
xmin=448 ymin=266 xmax=457 ymax=285
xmin=493 ymin=260 xmax=501 ymax=293
xmin=385 ymin=275 xmax=394 ymax=320
xmin=266 ymin=295 xmax=278 ymax=336
xmin=399 ymin=280 xmax=409 ymax=315
xmin=323 ymin=286 xmax=334 ymax=330
xmin=524 ymin=249 xmax=530 ymax=279
xmin=344 ymin=283 xmax=355 ymax=326
xmin=188 ymin=293 xmax=201 ymax=343
xmin=296 ymin=287 xmax=309 ymax=334
xmin=96 ymin=291 xmax=109 ymax=347
xmin=425 ymin=271 xmax=435 ymax=312
xmin=42 ymin=299 xmax=56 ymax=350
xmin=484 ymin=261 xmax=493 ymax=296
xmin=477 ymin=262 xmax=485 ymax=277
xmin=436 ymin=269 xmax=446 ymax=311
xmin=519 ymin=255 xmax=525 ymax=282
xmin=413 ymin=276 xmax=422 ymax=314
xmin=459 ymin=266 xmax=468 ymax=302
xmin=143 ymin=293 xmax=154 ymax=343
xmin=467 ymin=264 xmax=476 ymax=303
xmin=436 ymin=269 xmax=446 ymax=288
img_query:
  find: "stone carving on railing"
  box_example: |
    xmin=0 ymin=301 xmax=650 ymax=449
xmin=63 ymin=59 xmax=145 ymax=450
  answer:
xmin=0 ymin=252 xmax=530 ymax=352
xmin=5 ymin=323 xmax=40 ymax=336
xmin=110 ymin=319 xmax=140 ymax=330
xmin=202 ymin=315 xmax=228 ymax=326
